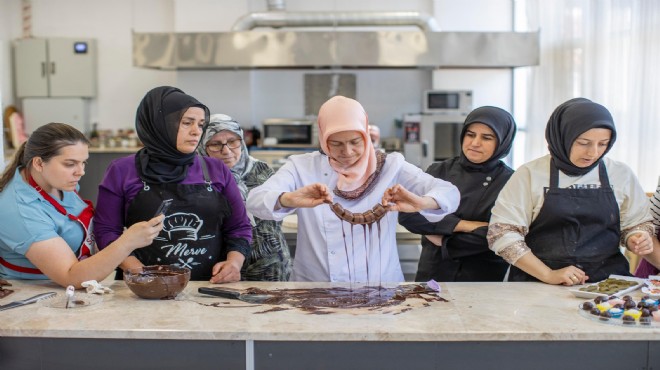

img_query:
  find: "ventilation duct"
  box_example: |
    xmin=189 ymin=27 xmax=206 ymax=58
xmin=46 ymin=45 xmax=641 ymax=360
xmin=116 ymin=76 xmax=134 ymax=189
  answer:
xmin=231 ymin=11 xmax=441 ymax=32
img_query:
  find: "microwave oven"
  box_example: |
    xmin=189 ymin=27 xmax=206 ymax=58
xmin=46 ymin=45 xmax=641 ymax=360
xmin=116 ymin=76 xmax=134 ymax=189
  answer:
xmin=423 ymin=90 xmax=473 ymax=115
xmin=262 ymin=118 xmax=319 ymax=148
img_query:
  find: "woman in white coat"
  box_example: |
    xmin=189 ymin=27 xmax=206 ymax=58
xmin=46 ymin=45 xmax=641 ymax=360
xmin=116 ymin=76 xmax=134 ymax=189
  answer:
xmin=247 ymin=96 xmax=459 ymax=283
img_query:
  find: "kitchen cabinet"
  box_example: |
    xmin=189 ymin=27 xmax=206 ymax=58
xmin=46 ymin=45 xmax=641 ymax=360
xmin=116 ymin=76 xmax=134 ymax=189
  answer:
xmin=13 ymin=38 xmax=97 ymax=97
xmin=78 ymin=148 xmax=139 ymax=203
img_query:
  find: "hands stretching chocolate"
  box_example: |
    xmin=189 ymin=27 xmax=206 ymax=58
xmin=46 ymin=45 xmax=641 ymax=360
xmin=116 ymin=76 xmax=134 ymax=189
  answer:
xmin=327 ymin=201 xmax=388 ymax=225
xmin=326 ymin=184 xmax=440 ymax=226
xmin=278 ymin=183 xmax=439 ymax=226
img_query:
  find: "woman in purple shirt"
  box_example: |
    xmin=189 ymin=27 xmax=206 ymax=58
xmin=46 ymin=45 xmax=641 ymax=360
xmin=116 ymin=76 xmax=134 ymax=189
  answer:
xmin=94 ymin=86 xmax=252 ymax=282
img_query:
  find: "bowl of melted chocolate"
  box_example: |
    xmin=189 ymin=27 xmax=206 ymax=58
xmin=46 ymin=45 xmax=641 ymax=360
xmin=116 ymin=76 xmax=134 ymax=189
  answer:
xmin=124 ymin=265 xmax=191 ymax=299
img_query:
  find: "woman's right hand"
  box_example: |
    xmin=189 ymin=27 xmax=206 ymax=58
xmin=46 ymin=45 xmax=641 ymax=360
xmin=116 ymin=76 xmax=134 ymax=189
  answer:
xmin=454 ymin=220 xmax=489 ymax=233
xmin=119 ymin=215 xmax=164 ymax=250
xmin=278 ymin=183 xmax=333 ymax=208
xmin=425 ymin=234 xmax=444 ymax=246
xmin=543 ymin=265 xmax=588 ymax=286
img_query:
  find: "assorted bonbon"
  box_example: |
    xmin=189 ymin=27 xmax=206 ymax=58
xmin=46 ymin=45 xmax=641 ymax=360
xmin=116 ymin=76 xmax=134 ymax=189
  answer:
xmin=579 ymin=294 xmax=660 ymax=327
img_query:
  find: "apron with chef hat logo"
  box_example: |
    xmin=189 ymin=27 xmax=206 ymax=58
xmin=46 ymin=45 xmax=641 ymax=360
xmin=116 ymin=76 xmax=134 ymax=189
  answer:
xmin=124 ymin=157 xmax=232 ymax=281
xmin=0 ymin=175 xmax=94 ymax=275
xmin=509 ymin=161 xmax=629 ymax=282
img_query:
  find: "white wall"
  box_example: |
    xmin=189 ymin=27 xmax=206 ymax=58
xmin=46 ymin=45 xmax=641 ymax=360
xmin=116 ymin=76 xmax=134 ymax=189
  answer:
xmin=179 ymin=69 xmax=432 ymax=137
xmin=0 ymin=0 xmax=22 ymax=164
xmin=0 ymin=1 xmax=21 ymax=110
xmin=0 ymin=0 xmax=177 ymax=133
xmin=431 ymin=0 xmax=514 ymax=112
xmin=0 ymin=0 xmax=514 ymax=140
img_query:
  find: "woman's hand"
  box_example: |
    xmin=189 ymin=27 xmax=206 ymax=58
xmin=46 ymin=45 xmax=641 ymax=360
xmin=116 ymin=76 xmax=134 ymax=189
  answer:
xmin=278 ymin=183 xmax=333 ymax=209
xmin=425 ymin=234 xmax=444 ymax=246
xmin=119 ymin=215 xmax=164 ymax=251
xmin=381 ymin=184 xmax=438 ymax=213
xmin=626 ymin=232 xmax=653 ymax=256
xmin=542 ymin=265 xmax=588 ymax=286
xmin=210 ymin=252 xmax=244 ymax=283
xmin=454 ymin=220 xmax=489 ymax=233
xmin=514 ymin=253 xmax=588 ymax=286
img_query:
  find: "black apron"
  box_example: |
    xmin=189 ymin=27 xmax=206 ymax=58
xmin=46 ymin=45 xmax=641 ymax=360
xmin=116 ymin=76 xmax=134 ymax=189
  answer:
xmin=416 ymin=230 xmax=508 ymax=282
xmin=509 ymin=161 xmax=629 ymax=282
xmin=124 ymin=159 xmax=232 ymax=281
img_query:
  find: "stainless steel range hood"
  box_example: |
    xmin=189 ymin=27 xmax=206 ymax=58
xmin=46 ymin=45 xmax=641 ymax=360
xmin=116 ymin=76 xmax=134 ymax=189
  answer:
xmin=132 ymin=11 xmax=539 ymax=70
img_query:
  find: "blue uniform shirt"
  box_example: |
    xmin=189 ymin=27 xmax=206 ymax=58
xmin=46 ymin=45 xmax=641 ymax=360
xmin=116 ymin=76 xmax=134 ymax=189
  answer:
xmin=0 ymin=168 xmax=88 ymax=279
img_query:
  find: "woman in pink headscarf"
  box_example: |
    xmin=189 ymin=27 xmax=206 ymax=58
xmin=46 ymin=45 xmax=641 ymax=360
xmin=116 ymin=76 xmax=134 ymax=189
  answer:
xmin=247 ymin=96 xmax=459 ymax=282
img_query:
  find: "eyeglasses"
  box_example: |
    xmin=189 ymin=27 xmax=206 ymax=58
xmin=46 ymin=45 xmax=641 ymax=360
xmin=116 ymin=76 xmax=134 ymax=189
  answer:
xmin=206 ymin=139 xmax=242 ymax=152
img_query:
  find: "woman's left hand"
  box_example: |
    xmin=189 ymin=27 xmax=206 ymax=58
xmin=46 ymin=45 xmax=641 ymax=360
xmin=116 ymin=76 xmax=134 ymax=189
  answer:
xmin=210 ymin=259 xmax=242 ymax=283
xmin=626 ymin=232 xmax=654 ymax=256
xmin=381 ymin=184 xmax=439 ymax=213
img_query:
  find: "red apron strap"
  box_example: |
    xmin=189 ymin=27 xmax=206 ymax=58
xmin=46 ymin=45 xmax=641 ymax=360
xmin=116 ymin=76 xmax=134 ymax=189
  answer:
xmin=76 ymin=199 xmax=95 ymax=260
xmin=0 ymin=256 xmax=43 ymax=274
xmin=27 ymin=174 xmax=95 ymax=260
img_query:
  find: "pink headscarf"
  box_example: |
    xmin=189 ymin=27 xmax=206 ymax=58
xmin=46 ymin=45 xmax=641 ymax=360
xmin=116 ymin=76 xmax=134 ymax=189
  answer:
xmin=318 ymin=96 xmax=378 ymax=192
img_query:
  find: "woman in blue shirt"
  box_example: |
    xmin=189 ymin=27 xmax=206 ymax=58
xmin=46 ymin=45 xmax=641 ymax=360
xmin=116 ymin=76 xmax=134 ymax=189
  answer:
xmin=0 ymin=122 xmax=163 ymax=287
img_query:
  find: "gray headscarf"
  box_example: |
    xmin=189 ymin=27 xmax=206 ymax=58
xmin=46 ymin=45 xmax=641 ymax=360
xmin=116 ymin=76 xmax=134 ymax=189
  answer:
xmin=198 ymin=114 xmax=256 ymax=201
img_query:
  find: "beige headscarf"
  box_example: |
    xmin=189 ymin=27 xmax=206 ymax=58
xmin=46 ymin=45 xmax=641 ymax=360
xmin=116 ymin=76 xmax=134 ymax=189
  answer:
xmin=318 ymin=96 xmax=378 ymax=192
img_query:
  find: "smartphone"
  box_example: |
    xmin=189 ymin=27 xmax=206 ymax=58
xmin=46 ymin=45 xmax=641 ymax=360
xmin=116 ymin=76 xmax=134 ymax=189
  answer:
xmin=153 ymin=199 xmax=174 ymax=217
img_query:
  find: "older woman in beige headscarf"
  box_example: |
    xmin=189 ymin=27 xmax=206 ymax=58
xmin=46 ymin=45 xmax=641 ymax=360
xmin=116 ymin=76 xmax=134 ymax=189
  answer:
xmin=247 ymin=95 xmax=460 ymax=283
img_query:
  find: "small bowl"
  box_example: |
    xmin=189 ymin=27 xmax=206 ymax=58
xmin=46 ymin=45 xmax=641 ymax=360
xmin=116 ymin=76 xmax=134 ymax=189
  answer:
xmin=124 ymin=265 xmax=191 ymax=299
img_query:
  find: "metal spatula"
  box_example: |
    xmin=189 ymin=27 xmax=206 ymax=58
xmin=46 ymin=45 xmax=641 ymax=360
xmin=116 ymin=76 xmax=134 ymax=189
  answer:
xmin=0 ymin=292 xmax=56 ymax=311
xmin=198 ymin=287 xmax=272 ymax=304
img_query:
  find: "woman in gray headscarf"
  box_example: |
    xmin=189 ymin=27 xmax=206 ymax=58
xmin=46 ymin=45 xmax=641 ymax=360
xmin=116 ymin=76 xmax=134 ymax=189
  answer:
xmin=200 ymin=114 xmax=292 ymax=281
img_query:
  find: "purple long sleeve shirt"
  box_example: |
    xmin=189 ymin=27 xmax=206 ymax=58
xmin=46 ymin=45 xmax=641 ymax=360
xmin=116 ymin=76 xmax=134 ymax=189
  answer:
xmin=94 ymin=154 xmax=252 ymax=253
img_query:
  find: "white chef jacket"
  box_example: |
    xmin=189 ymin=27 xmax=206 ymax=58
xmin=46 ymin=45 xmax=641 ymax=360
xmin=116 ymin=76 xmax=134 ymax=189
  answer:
xmin=247 ymin=151 xmax=460 ymax=282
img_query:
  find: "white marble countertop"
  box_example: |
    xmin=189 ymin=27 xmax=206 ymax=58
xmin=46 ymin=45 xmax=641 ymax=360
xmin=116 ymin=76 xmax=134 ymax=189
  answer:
xmin=2 ymin=278 xmax=659 ymax=342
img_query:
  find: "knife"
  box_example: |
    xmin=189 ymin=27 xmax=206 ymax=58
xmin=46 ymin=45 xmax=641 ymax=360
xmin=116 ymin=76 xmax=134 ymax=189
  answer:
xmin=0 ymin=292 xmax=57 ymax=311
xmin=198 ymin=287 xmax=273 ymax=304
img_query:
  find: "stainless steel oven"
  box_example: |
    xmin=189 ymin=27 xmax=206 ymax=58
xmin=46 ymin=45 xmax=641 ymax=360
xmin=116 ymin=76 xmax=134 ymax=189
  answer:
xmin=403 ymin=90 xmax=473 ymax=170
xmin=262 ymin=118 xmax=319 ymax=148
xmin=403 ymin=113 xmax=467 ymax=170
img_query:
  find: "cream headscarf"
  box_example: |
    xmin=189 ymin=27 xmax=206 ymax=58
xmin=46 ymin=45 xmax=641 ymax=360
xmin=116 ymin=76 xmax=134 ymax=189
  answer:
xmin=318 ymin=96 xmax=378 ymax=192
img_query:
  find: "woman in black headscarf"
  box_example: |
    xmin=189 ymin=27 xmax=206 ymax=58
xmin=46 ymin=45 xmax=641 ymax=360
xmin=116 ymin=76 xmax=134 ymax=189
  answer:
xmin=94 ymin=86 xmax=253 ymax=282
xmin=488 ymin=98 xmax=654 ymax=285
xmin=399 ymin=106 xmax=517 ymax=282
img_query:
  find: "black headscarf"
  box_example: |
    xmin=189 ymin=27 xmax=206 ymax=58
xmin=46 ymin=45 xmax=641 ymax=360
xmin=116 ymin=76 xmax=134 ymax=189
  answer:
xmin=545 ymin=98 xmax=616 ymax=176
xmin=135 ymin=86 xmax=210 ymax=183
xmin=458 ymin=106 xmax=517 ymax=172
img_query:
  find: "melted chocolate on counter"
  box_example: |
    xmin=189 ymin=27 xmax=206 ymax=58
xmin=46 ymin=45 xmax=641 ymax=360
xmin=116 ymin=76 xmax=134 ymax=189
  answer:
xmin=0 ymin=279 xmax=14 ymax=299
xmin=200 ymin=284 xmax=447 ymax=315
xmin=197 ymin=205 xmax=448 ymax=314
